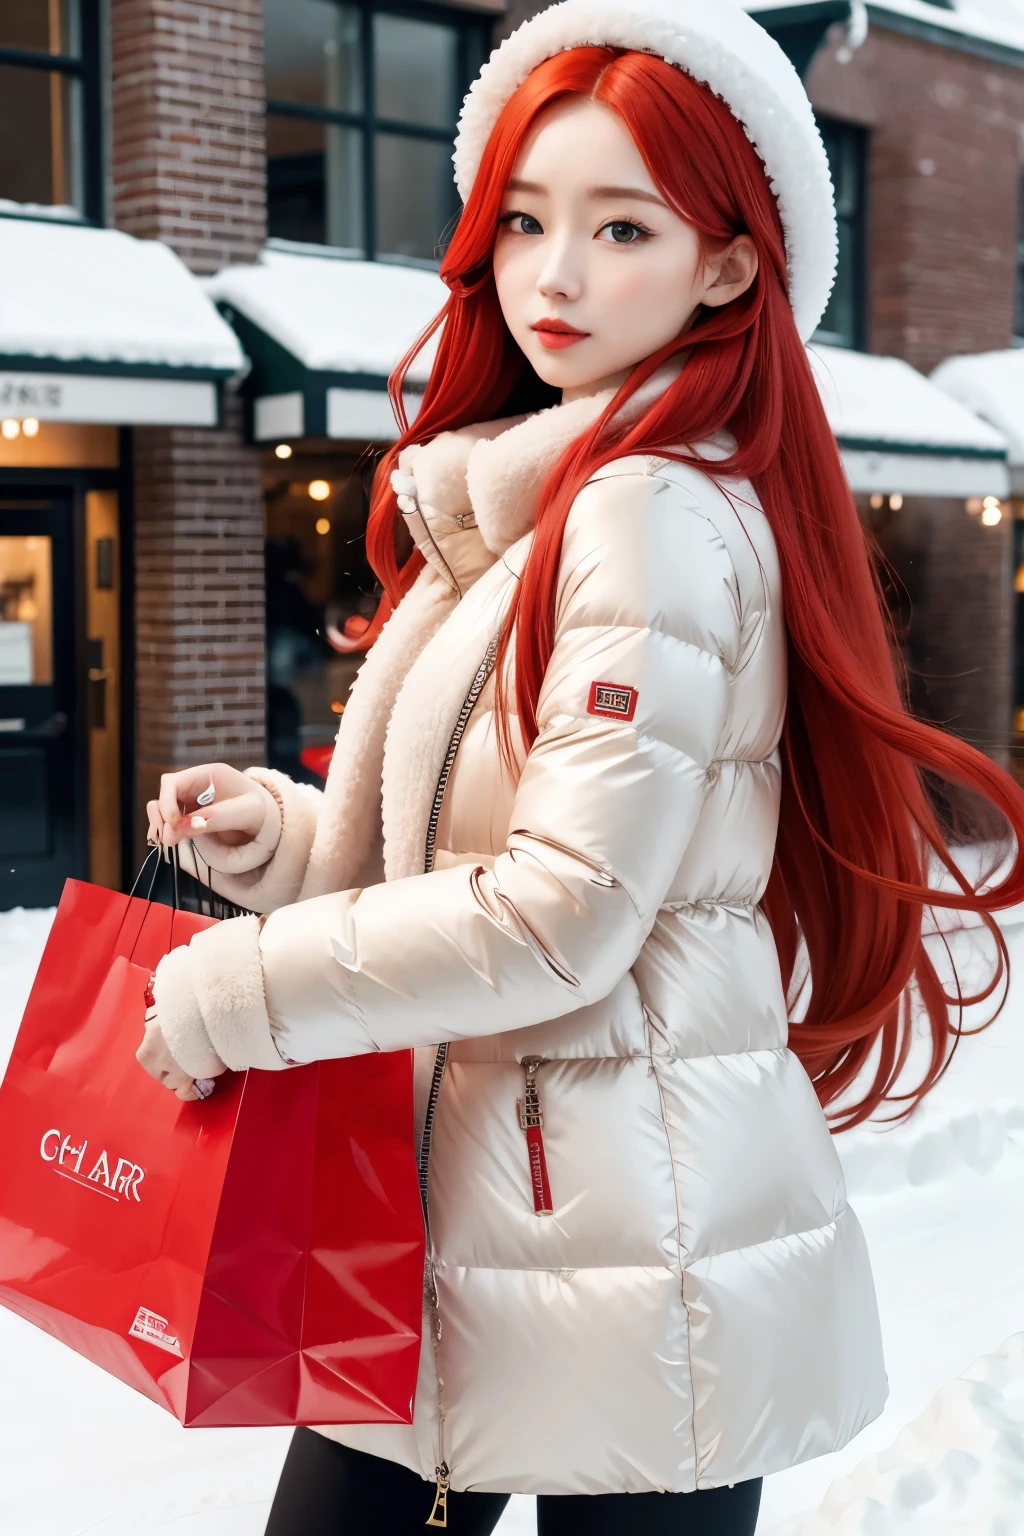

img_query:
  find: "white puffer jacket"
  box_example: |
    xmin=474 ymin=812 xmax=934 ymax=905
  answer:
xmin=155 ymin=386 xmax=888 ymax=1496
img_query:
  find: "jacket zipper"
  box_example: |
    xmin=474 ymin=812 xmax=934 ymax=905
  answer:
xmin=517 ymin=1056 xmax=553 ymax=1214
xmin=420 ymin=634 xmax=498 ymax=1527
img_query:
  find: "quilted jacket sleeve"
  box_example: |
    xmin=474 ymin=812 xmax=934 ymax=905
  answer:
xmin=165 ymin=467 xmax=745 ymax=1072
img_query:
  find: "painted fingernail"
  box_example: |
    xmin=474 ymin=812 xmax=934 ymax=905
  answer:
xmin=197 ymin=779 xmax=217 ymax=807
xmin=190 ymin=815 xmax=208 ymax=831
xmin=194 ymin=1078 xmax=215 ymax=1099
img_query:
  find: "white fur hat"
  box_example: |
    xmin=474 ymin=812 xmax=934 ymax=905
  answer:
xmin=452 ymin=0 xmax=837 ymax=342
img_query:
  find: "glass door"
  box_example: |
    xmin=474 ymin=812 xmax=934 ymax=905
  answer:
xmin=0 ymin=494 xmax=82 ymax=908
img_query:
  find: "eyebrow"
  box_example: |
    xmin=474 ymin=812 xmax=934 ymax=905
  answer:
xmin=506 ymin=178 xmax=668 ymax=209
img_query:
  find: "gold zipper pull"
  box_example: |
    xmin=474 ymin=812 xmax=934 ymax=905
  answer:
xmin=426 ymin=1462 xmax=450 ymax=1527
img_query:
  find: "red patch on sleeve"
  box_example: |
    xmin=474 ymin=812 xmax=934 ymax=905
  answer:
xmin=587 ymin=681 xmax=638 ymax=722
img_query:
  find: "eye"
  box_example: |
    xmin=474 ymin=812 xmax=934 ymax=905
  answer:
xmin=597 ymin=220 xmax=654 ymax=245
xmin=500 ymin=211 xmax=544 ymax=236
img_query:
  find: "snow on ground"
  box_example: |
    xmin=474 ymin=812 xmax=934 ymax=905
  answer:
xmin=778 ymin=1331 xmax=1024 ymax=1534
xmin=0 ymin=904 xmax=1021 ymax=1534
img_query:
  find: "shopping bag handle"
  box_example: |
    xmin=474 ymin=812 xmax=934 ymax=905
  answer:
xmin=123 ymin=841 xmax=255 ymax=961
xmin=128 ymin=844 xmax=165 ymax=905
xmin=174 ymin=840 xmax=256 ymax=922
xmin=116 ymin=845 xmax=176 ymax=964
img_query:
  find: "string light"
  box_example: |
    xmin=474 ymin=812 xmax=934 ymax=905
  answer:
xmin=965 ymin=497 xmax=983 ymax=515
xmin=869 ymin=493 xmax=884 ymax=510
xmin=1 ymin=420 xmax=19 ymax=440
xmin=308 ymin=480 xmax=330 ymax=501
xmin=274 ymin=443 xmax=292 ymax=459
xmin=315 ymin=517 xmax=330 ymax=535
xmin=981 ymin=504 xmax=1003 ymax=526
xmin=22 ymin=419 xmax=39 ymax=438
xmin=888 ymin=493 xmax=903 ymax=511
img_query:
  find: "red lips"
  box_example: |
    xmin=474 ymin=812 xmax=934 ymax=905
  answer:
xmin=531 ymin=318 xmax=590 ymax=350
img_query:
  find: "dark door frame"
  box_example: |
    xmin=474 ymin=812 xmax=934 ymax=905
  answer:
xmin=0 ymin=449 xmax=135 ymax=899
xmin=0 ymin=488 xmax=83 ymax=904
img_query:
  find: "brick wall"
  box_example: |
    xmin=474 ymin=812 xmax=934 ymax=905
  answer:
xmin=110 ymin=0 xmax=265 ymax=273
xmin=110 ymin=0 xmax=267 ymax=848
xmin=132 ymin=394 xmax=266 ymax=832
xmin=808 ymin=23 xmax=1024 ymax=373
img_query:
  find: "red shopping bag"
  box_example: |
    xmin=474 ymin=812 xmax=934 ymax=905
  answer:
xmin=0 ymin=876 xmax=425 ymax=1428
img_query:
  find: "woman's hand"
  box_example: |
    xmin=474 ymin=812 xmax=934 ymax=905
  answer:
xmin=147 ymin=763 xmax=271 ymax=850
xmin=136 ymin=1005 xmax=226 ymax=1102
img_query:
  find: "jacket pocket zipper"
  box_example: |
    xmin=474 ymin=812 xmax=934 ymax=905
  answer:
xmin=517 ymin=1056 xmax=553 ymax=1215
xmin=420 ymin=634 xmax=499 ymax=1527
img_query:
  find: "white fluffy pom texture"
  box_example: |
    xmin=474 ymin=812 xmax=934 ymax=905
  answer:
xmin=452 ymin=0 xmax=838 ymax=342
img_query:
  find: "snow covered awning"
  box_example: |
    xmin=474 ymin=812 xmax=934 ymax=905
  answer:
xmin=205 ymin=249 xmax=446 ymax=443
xmin=930 ymin=350 xmax=1024 ymax=492
xmin=810 ymin=343 xmax=1009 ymax=497
xmin=744 ymin=0 xmax=1024 ymax=66
xmin=0 ymin=218 xmax=244 ymax=428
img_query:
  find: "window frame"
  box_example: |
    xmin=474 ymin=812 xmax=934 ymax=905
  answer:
xmin=813 ymin=112 xmax=868 ymax=352
xmin=264 ymin=0 xmax=489 ymax=264
xmin=0 ymin=0 xmax=103 ymax=225
xmin=1014 ymin=168 xmax=1024 ymax=345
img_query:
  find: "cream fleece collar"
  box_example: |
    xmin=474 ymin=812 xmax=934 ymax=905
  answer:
xmin=397 ymin=359 xmax=684 ymax=559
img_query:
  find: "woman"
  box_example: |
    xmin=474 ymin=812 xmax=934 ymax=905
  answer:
xmin=139 ymin=3 xmax=1024 ymax=1532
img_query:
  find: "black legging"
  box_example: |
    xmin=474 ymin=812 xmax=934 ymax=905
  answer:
xmin=265 ymin=1427 xmax=762 ymax=1534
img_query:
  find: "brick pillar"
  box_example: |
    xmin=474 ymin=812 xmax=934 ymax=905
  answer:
xmin=133 ymin=396 xmax=266 ymax=826
xmin=109 ymin=0 xmax=267 ymax=851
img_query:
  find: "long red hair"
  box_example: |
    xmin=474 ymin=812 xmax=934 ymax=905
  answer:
xmin=364 ymin=47 xmax=1024 ymax=1132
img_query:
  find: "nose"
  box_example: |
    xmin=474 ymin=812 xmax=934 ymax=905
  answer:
xmin=536 ymin=235 xmax=583 ymax=303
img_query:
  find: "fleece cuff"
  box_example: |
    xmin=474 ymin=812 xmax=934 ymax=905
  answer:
xmin=152 ymin=945 xmax=227 ymax=1079
xmin=185 ymin=768 xmax=321 ymax=912
xmin=185 ymin=915 xmax=295 ymax=1072
xmin=185 ymin=774 xmax=282 ymax=878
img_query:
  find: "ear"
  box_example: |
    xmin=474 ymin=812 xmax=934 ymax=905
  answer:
xmin=700 ymin=235 xmax=759 ymax=309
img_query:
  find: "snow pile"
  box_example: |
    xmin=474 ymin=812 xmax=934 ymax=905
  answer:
xmin=0 ymin=908 xmax=59 ymax=1080
xmin=205 ymin=249 xmax=446 ymax=383
xmin=809 ymin=343 xmax=1008 ymax=453
xmin=744 ymin=0 xmax=1024 ymax=58
xmin=833 ymin=909 xmax=1024 ymax=1196
xmin=773 ymin=1332 xmax=1024 ymax=1534
xmin=0 ymin=199 xmax=83 ymax=223
xmin=0 ymin=220 xmax=245 ymax=372
xmin=932 ymin=349 xmax=1024 ymax=466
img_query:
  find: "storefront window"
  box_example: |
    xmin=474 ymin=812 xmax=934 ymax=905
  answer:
xmin=0 ymin=536 xmax=53 ymax=685
xmin=815 ymin=116 xmax=867 ymax=350
xmin=264 ymin=0 xmax=487 ymax=262
xmin=373 ymin=12 xmax=456 ymax=127
xmin=0 ymin=0 xmax=100 ymax=219
xmin=0 ymin=0 xmax=77 ymax=54
xmin=263 ymin=450 xmax=381 ymax=780
xmin=0 ymin=65 xmax=83 ymax=209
